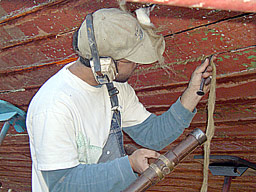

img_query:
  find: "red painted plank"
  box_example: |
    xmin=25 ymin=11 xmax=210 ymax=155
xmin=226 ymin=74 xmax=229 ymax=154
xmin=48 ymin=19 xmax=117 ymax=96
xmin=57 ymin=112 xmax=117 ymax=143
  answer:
xmin=0 ymin=63 xmax=65 ymax=90
xmin=1 ymin=1 xmax=254 ymax=72
xmin=127 ymin=0 xmax=256 ymax=13
xmin=0 ymin=1 xmax=255 ymax=192
xmin=0 ymin=34 xmax=75 ymax=69
xmin=0 ymin=0 xmax=120 ymax=48
xmin=149 ymin=5 xmax=243 ymax=36
xmin=0 ymin=0 xmax=49 ymax=14
xmin=129 ymin=39 xmax=255 ymax=89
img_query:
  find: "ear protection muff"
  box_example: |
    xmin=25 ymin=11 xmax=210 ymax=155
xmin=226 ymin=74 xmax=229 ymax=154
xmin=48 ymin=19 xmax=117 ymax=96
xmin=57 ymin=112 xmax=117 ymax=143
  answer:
xmin=73 ymin=13 xmax=118 ymax=84
xmin=85 ymin=13 xmax=118 ymax=84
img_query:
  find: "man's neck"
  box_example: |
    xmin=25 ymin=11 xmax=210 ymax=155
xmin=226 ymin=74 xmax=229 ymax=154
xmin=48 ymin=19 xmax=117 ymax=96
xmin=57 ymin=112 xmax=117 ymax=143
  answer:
xmin=68 ymin=59 xmax=99 ymax=86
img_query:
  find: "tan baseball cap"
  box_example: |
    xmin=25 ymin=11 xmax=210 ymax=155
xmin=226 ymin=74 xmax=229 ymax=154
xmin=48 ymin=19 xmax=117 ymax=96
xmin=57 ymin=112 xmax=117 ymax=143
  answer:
xmin=77 ymin=8 xmax=165 ymax=64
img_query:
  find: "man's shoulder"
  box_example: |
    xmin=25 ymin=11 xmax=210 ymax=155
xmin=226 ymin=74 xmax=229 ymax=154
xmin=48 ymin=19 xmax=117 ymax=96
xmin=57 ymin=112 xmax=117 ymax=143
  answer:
xmin=27 ymin=68 xmax=73 ymax=116
xmin=113 ymin=82 xmax=133 ymax=91
xmin=112 ymin=82 xmax=137 ymax=103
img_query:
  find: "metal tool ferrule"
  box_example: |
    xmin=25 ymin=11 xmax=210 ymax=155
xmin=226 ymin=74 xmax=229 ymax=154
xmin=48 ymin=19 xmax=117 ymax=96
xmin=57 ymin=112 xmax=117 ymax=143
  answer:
xmin=189 ymin=128 xmax=207 ymax=145
xmin=149 ymin=163 xmax=164 ymax=180
xmin=159 ymin=155 xmax=175 ymax=171
xmin=149 ymin=155 xmax=175 ymax=180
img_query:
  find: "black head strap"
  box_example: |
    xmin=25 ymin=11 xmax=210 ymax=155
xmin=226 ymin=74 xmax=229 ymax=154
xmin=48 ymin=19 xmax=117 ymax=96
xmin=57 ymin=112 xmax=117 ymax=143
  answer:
xmin=85 ymin=13 xmax=102 ymax=74
xmin=72 ymin=28 xmax=90 ymax=67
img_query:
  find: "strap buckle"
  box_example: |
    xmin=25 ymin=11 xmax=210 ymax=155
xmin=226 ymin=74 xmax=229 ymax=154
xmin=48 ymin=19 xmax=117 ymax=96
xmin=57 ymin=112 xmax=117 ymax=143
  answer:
xmin=108 ymin=87 xmax=119 ymax=98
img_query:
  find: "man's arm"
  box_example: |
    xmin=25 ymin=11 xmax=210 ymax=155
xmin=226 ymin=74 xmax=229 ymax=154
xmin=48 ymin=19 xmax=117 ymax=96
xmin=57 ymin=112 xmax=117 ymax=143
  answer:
xmin=41 ymin=150 xmax=160 ymax=192
xmin=123 ymin=58 xmax=213 ymax=151
xmin=41 ymin=156 xmax=137 ymax=192
xmin=123 ymin=98 xmax=195 ymax=151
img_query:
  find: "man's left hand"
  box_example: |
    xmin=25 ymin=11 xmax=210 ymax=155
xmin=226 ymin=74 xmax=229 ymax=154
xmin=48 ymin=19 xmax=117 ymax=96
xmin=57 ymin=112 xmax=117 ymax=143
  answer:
xmin=180 ymin=57 xmax=214 ymax=112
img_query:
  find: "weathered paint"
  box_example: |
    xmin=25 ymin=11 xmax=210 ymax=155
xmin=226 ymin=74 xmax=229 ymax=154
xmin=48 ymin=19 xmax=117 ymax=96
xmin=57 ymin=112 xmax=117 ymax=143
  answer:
xmin=127 ymin=0 xmax=256 ymax=13
xmin=0 ymin=0 xmax=255 ymax=191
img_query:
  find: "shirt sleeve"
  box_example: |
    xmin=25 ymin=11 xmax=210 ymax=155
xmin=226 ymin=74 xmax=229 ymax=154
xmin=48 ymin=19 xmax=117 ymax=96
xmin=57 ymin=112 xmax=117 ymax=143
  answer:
xmin=119 ymin=83 xmax=151 ymax=128
xmin=123 ymin=97 xmax=196 ymax=151
xmin=42 ymin=156 xmax=137 ymax=192
xmin=31 ymin=105 xmax=79 ymax=171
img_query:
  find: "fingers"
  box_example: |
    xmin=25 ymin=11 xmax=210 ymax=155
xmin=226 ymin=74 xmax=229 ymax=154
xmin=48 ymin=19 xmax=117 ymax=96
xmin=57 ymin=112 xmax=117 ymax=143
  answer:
xmin=202 ymin=71 xmax=212 ymax=79
xmin=139 ymin=148 xmax=160 ymax=159
xmin=198 ymin=55 xmax=216 ymax=71
xmin=201 ymin=57 xmax=214 ymax=85
xmin=196 ymin=57 xmax=214 ymax=84
xmin=128 ymin=148 xmax=160 ymax=174
xmin=204 ymin=76 xmax=212 ymax=86
xmin=180 ymin=55 xmax=215 ymax=110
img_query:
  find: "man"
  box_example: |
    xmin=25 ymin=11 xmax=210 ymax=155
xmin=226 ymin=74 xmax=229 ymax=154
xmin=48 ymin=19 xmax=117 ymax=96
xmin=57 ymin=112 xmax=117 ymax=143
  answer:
xmin=26 ymin=8 xmax=212 ymax=192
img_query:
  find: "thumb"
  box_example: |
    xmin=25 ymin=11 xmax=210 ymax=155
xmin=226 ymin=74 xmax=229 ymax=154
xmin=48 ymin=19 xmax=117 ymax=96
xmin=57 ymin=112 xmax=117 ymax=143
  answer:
xmin=197 ymin=58 xmax=210 ymax=73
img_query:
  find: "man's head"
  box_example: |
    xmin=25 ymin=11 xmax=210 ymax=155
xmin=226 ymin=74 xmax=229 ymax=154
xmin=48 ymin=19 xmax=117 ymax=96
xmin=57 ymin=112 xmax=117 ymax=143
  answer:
xmin=76 ymin=8 xmax=165 ymax=65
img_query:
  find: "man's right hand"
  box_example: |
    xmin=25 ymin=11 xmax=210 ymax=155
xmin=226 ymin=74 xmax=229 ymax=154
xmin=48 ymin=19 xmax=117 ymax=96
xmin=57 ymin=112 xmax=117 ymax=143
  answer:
xmin=128 ymin=148 xmax=160 ymax=174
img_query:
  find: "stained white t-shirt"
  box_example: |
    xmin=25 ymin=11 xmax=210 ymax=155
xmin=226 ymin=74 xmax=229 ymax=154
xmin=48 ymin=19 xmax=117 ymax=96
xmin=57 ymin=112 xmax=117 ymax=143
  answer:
xmin=26 ymin=62 xmax=151 ymax=192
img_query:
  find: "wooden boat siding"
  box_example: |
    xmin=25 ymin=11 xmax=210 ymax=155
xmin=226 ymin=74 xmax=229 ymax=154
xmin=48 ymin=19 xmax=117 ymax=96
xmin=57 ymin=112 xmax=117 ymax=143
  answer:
xmin=128 ymin=0 xmax=256 ymax=13
xmin=0 ymin=0 xmax=255 ymax=191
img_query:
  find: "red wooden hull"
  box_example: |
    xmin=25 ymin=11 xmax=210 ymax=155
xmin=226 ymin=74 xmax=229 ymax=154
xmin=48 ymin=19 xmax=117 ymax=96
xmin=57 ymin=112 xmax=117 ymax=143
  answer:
xmin=0 ymin=0 xmax=255 ymax=191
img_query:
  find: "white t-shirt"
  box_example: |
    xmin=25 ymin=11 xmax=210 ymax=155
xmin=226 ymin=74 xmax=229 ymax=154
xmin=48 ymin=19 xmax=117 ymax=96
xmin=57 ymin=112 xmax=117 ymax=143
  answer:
xmin=26 ymin=62 xmax=151 ymax=192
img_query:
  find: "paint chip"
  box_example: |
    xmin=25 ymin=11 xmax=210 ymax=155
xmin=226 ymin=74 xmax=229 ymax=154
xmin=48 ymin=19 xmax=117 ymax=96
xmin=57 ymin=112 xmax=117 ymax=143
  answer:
xmin=190 ymin=3 xmax=205 ymax=8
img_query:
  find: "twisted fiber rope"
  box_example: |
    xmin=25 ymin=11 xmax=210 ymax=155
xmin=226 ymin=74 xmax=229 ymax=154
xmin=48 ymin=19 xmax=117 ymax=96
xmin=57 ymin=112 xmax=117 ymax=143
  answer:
xmin=200 ymin=56 xmax=217 ymax=192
